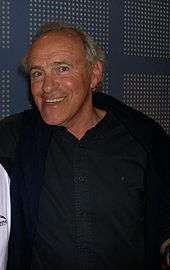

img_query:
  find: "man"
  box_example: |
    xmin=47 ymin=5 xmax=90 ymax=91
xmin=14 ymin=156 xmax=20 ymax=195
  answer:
xmin=0 ymin=22 xmax=169 ymax=270
xmin=0 ymin=161 xmax=10 ymax=270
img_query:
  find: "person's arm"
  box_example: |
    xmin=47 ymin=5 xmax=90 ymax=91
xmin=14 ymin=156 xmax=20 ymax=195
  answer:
xmin=0 ymin=164 xmax=10 ymax=270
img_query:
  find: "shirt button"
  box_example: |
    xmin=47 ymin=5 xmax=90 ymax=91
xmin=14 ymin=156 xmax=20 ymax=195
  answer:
xmin=74 ymin=176 xmax=86 ymax=183
xmin=78 ymin=141 xmax=85 ymax=148
xmin=79 ymin=210 xmax=86 ymax=218
xmin=78 ymin=176 xmax=86 ymax=182
xmin=121 ymin=176 xmax=126 ymax=182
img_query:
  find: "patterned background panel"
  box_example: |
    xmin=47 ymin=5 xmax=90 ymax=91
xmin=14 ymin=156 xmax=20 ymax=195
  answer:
xmin=29 ymin=0 xmax=109 ymax=50
xmin=123 ymin=73 xmax=170 ymax=134
xmin=0 ymin=0 xmax=11 ymax=49
xmin=0 ymin=70 xmax=11 ymax=118
xmin=123 ymin=0 xmax=169 ymax=58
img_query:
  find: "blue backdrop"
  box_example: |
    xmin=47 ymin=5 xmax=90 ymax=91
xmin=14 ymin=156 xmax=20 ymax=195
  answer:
xmin=0 ymin=0 xmax=169 ymax=134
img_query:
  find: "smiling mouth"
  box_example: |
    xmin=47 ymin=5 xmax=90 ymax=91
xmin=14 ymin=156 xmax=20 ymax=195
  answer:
xmin=45 ymin=97 xmax=66 ymax=103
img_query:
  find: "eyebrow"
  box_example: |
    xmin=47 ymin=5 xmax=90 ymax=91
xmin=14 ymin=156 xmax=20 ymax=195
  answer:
xmin=29 ymin=61 xmax=73 ymax=72
xmin=29 ymin=65 xmax=43 ymax=72
xmin=51 ymin=61 xmax=73 ymax=67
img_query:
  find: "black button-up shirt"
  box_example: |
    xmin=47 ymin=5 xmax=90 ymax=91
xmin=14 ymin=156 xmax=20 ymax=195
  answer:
xmin=31 ymin=112 xmax=147 ymax=270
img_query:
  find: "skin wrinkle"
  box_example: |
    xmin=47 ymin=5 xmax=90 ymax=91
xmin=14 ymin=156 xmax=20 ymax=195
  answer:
xmin=28 ymin=32 xmax=106 ymax=139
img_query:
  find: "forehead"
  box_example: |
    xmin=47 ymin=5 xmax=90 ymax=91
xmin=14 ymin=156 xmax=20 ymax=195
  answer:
xmin=28 ymin=32 xmax=86 ymax=64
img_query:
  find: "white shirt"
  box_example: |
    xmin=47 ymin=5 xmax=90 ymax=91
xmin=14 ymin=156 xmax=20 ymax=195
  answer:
xmin=0 ymin=164 xmax=10 ymax=270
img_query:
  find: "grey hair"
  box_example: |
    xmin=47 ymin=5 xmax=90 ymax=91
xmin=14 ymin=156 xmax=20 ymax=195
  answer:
xmin=22 ymin=22 xmax=105 ymax=73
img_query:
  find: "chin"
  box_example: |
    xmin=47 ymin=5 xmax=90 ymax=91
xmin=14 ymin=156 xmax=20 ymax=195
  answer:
xmin=41 ymin=114 xmax=63 ymax=126
xmin=43 ymin=118 xmax=58 ymax=126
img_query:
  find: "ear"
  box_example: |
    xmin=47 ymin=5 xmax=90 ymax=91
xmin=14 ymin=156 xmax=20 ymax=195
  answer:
xmin=90 ymin=61 xmax=103 ymax=90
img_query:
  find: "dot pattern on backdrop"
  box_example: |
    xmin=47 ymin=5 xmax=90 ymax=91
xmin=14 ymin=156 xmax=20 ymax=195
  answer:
xmin=0 ymin=0 xmax=11 ymax=49
xmin=0 ymin=70 xmax=11 ymax=119
xmin=123 ymin=73 xmax=170 ymax=134
xmin=123 ymin=0 xmax=169 ymax=58
xmin=28 ymin=0 xmax=110 ymax=93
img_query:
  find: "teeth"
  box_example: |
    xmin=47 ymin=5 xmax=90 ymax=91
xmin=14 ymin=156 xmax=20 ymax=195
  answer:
xmin=45 ymin=97 xmax=65 ymax=103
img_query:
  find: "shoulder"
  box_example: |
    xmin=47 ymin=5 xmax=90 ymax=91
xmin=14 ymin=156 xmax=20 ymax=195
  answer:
xmin=0 ymin=163 xmax=10 ymax=184
xmin=94 ymin=92 xmax=170 ymax=152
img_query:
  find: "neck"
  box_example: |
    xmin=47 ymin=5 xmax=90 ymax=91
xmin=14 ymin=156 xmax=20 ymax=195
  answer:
xmin=68 ymin=107 xmax=106 ymax=140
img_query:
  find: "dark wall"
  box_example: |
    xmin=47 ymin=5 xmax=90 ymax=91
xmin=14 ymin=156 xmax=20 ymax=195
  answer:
xmin=0 ymin=0 xmax=169 ymax=134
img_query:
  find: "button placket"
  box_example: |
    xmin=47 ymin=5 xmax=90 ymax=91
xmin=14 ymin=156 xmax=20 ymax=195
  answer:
xmin=73 ymin=143 xmax=95 ymax=267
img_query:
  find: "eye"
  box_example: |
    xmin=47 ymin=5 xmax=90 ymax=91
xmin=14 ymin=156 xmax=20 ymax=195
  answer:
xmin=30 ymin=70 xmax=43 ymax=80
xmin=58 ymin=66 xmax=70 ymax=73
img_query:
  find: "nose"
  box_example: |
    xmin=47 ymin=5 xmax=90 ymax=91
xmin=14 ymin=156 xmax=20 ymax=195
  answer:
xmin=42 ymin=73 xmax=59 ymax=94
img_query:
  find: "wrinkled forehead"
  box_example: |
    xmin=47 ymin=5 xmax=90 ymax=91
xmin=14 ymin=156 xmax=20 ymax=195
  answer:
xmin=29 ymin=31 xmax=86 ymax=56
xmin=25 ymin=31 xmax=88 ymax=72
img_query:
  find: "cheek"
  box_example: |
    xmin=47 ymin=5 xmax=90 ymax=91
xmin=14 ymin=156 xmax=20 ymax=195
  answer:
xmin=63 ymin=76 xmax=89 ymax=93
xmin=63 ymin=76 xmax=77 ymax=86
xmin=31 ymin=81 xmax=42 ymax=96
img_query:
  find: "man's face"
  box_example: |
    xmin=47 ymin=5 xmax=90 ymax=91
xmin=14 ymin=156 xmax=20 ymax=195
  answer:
xmin=28 ymin=32 xmax=102 ymax=130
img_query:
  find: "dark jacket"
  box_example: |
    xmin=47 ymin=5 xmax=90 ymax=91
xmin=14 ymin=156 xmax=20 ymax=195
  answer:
xmin=0 ymin=92 xmax=169 ymax=270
